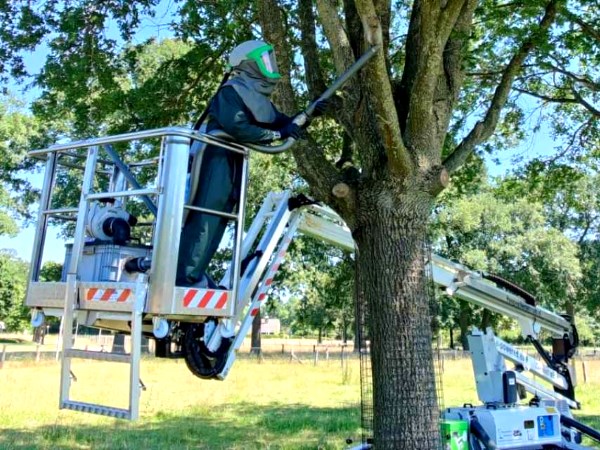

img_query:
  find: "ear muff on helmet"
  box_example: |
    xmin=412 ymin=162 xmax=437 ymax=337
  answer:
xmin=228 ymin=40 xmax=281 ymax=79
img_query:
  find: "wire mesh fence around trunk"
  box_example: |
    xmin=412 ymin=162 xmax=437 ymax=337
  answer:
xmin=354 ymin=234 xmax=444 ymax=448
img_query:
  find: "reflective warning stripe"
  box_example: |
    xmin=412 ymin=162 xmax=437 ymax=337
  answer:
xmin=86 ymin=288 xmax=132 ymax=303
xmin=183 ymin=289 xmax=229 ymax=309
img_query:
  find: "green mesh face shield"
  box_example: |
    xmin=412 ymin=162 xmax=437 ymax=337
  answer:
xmin=246 ymin=44 xmax=281 ymax=79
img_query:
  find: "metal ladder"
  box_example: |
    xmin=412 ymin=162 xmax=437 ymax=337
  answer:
xmin=57 ymin=145 xmax=151 ymax=420
xmin=59 ymin=275 xmax=146 ymax=419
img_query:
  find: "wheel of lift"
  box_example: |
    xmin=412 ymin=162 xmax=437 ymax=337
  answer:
xmin=152 ymin=317 xmax=170 ymax=339
xmin=183 ymin=322 xmax=231 ymax=379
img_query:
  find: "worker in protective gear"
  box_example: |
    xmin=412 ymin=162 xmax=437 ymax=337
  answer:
xmin=176 ymin=40 xmax=328 ymax=287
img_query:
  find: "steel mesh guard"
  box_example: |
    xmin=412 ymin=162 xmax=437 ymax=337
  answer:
xmin=355 ymin=236 xmax=444 ymax=447
xmin=355 ymin=265 xmax=373 ymax=444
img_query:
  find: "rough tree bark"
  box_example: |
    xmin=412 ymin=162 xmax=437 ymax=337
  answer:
xmin=354 ymin=185 xmax=439 ymax=447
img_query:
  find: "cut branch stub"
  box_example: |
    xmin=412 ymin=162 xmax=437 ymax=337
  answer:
xmin=332 ymin=182 xmax=351 ymax=198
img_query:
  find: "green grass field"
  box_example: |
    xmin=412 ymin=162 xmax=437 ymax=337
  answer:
xmin=0 ymin=354 xmax=598 ymax=449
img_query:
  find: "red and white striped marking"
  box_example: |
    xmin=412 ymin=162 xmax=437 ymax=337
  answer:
xmin=250 ymin=237 xmax=292 ymax=317
xmin=86 ymin=288 xmax=132 ymax=303
xmin=183 ymin=289 xmax=229 ymax=309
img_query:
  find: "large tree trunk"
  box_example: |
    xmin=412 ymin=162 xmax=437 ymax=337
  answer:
xmin=354 ymin=187 xmax=439 ymax=449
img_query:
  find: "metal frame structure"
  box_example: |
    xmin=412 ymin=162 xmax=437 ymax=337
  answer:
xmin=25 ymin=126 xmax=357 ymax=419
xmin=27 ymin=128 xmax=250 ymax=419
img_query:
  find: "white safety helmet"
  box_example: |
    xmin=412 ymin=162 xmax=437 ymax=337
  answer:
xmin=228 ymin=40 xmax=281 ymax=79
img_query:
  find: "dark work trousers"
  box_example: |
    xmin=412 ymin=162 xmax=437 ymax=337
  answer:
xmin=176 ymin=146 xmax=241 ymax=286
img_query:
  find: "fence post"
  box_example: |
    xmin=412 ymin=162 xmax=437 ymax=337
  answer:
xmin=314 ymin=348 xmax=319 ymax=366
xmin=0 ymin=344 xmax=6 ymax=369
xmin=581 ymin=358 xmax=588 ymax=384
xmin=36 ymin=344 xmax=41 ymax=363
xmin=281 ymin=344 xmax=284 ymax=354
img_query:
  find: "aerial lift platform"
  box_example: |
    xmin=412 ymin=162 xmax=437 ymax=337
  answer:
xmin=24 ymin=124 xmax=360 ymax=419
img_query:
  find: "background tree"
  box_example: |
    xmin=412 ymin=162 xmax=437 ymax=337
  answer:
xmin=39 ymin=261 xmax=63 ymax=282
xmin=498 ymin=162 xmax=600 ymax=319
xmin=2 ymin=0 xmax=599 ymax=447
xmin=0 ymin=251 xmax=30 ymax=331
xmin=433 ymin=185 xmax=582 ymax=347
xmin=0 ymin=97 xmax=39 ymax=231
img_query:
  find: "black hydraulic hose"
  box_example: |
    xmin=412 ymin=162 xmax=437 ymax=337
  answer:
xmin=192 ymin=71 xmax=231 ymax=131
xmin=124 ymin=257 xmax=152 ymax=274
xmin=561 ymin=415 xmax=600 ymax=443
xmin=470 ymin=418 xmax=498 ymax=450
xmin=482 ymin=272 xmax=536 ymax=306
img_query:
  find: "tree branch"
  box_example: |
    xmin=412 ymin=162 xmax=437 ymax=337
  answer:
xmin=571 ymin=87 xmax=600 ymax=117
xmin=402 ymin=0 xmax=450 ymax=159
xmin=545 ymin=60 xmax=600 ymax=91
xmin=354 ymin=0 xmax=411 ymax=177
xmin=513 ymin=87 xmax=578 ymax=104
xmin=343 ymin=0 xmax=363 ymax=57
xmin=562 ymin=8 xmax=600 ymax=42
xmin=515 ymin=85 xmax=599 ymax=117
xmin=373 ymin=0 xmax=391 ymax=61
xmin=432 ymin=0 xmax=477 ymax=161
xmin=256 ymin=0 xmax=356 ymax=220
xmin=443 ymin=0 xmax=560 ymax=173
xmin=307 ymin=0 xmax=364 ymax=176
xmin=297 ymin=0 xmax=327 ymax=98
xmin=438 ymin=0 xmax=469 ymax=44
xmin=542 ymin=119 xmax=590 ymax=165
xmin=315 ymin=0 xmax=355 ymax=75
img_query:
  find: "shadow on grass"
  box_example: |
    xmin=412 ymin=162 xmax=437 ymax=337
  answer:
xmin=0 ymin=337 xmax=28 ymax=345
xmin=0 ymin=402 xmax=361 ymax=450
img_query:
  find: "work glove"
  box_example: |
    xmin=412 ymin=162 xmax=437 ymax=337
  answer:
xmin=310 ymin=98 xmax=331 ymax=117
xmin=278 ymin=122 xmax=304 ymax=140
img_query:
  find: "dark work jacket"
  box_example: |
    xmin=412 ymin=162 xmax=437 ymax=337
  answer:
xmin=205 ymin=85 xmax=292 ymax=143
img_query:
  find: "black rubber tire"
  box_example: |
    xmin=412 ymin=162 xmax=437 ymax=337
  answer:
xmin=183 ymin=323 xmax=231 ymax=379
